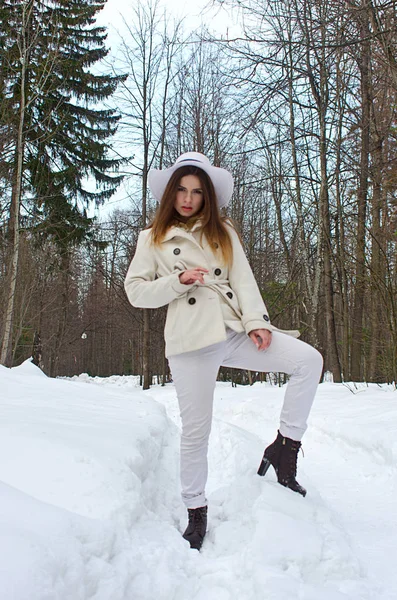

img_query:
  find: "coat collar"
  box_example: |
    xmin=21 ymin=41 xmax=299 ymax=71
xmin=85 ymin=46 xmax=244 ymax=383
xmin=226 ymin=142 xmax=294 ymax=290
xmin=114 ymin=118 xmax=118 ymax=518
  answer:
xmin=161 ymin=218 xmax=204 ymax=243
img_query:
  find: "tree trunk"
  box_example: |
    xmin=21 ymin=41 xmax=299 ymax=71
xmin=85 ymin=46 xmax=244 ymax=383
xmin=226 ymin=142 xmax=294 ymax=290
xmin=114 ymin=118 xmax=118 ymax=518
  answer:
xmin=317 ymin=20 xmax=341 ymax=381
xmin=319 ymin=120 xmax=342 ymax=381
xmin=287 ymin=37 xmax=317 ymax=341
xmin=32 ymin=331 xmax=44 ymax=370
xmin=351 ymin=5 xmax=370 ymax=381
xmin=368 ymin=133 xmax=384 ymax=381
xmin=334 ymin=53 xmax=350 ymax=380
xmin=50 ymin=252 xmax=70 ymax=377
xmin=142 ymin=309 xmax=150 ymax=389
xmin=162 ymin=349 xmax=167 ymax=386
xmin=0 ymin=6 xmax=28 ymax=366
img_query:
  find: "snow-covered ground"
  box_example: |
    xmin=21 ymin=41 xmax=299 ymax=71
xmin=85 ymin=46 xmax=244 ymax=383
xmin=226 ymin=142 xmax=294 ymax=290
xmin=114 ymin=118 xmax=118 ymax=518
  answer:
xmin=1 ymin=361 xmax=396 ymax=600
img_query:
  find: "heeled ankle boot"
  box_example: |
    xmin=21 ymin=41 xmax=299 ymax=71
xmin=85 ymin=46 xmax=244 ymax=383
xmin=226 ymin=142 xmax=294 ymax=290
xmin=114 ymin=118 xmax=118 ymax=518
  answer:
xmin=257 ymin=430 xmax=307 ymax=497
xmin=182 ymin=505 xmax=208 ymax=550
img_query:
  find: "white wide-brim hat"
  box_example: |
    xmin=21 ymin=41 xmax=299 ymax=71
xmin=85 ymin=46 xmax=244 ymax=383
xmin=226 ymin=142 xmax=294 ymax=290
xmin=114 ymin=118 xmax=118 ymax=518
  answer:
xmin=148 ymin=152 xmax=234 ymax=208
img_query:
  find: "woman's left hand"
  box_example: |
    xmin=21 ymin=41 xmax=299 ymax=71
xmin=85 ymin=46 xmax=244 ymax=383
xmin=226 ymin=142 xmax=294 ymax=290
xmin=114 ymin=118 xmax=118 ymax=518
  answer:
xmin=248 ymin=329 xmax=272 ymax=351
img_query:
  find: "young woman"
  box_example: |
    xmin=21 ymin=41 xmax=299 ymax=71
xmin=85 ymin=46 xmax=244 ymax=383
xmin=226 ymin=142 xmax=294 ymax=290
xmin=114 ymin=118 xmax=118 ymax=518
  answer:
xmin=124 ymin=152 xmax=323 ymax=551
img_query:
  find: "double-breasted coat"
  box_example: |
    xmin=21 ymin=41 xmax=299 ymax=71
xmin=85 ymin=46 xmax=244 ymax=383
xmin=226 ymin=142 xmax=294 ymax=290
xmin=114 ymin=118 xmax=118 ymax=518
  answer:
xmin=124 ymin=220 xmax=299 ymax=357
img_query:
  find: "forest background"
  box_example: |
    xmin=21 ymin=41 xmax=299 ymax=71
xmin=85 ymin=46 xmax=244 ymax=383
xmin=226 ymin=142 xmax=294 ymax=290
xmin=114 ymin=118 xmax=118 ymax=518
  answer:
xmin=1 ymin=0 xmax=397 ymax=388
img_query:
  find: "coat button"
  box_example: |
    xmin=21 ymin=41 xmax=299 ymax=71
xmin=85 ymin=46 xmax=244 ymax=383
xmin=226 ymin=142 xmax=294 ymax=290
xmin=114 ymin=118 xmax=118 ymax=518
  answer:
xmin=226 ymin=292 xmax=233 ymax=299
xmin=263 ymin=314 xmax=270 ymax=322
xmin=214 ymin=268 xmax=221 ymax=276
xmin=188 ymin=297 xmax=196 ymax=305
xmin=173 ymin=248 xmax=181 ymax=255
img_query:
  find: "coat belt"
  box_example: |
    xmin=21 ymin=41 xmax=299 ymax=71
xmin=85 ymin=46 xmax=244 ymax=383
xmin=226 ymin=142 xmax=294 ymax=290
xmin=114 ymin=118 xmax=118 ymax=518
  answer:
xmin=173 ymin=259 xmax=241 ymax=317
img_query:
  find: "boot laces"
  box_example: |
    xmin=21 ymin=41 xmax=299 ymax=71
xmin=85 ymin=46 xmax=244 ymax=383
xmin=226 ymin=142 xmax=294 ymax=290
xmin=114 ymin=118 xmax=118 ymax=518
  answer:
xmin=286 ymin=441 xmax=301 ymax=477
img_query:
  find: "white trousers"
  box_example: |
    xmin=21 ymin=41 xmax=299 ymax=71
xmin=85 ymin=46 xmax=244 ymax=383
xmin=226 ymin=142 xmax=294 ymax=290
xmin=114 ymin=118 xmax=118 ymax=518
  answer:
xmin=168 ymin=328 xmax=323 ymax=509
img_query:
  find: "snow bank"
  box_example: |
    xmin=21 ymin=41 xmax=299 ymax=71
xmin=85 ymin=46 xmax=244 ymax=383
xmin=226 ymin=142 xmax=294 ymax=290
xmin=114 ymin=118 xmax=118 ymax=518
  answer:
xmin=1 ymin=361 xmax=168 ymax=520
xmin=0 ymin=362 xmax=182 ymax=599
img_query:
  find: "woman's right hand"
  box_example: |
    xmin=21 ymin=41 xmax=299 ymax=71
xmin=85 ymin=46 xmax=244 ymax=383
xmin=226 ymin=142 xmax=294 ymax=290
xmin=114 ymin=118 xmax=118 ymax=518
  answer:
xmin=179 ymin=267 xmax=209 ymax=285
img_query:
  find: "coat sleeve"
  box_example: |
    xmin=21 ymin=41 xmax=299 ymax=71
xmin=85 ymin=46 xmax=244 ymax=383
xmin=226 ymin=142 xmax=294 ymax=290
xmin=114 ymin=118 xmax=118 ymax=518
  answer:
xmin=124 ymin=230 xmax=195 ymax=309
xmin=226 ymin=223 xmax=273 ymax=336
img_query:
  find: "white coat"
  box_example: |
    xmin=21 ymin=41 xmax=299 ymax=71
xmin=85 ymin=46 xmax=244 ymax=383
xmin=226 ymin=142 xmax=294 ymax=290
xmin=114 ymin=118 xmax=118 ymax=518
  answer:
xmin=124 ymin=220 xmax=299 ymax=357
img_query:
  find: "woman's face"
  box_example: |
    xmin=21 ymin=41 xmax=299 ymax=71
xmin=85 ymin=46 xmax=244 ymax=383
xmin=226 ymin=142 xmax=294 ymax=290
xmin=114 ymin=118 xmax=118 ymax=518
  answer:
xmin=174 ymin=174 xmax=204 ymax=218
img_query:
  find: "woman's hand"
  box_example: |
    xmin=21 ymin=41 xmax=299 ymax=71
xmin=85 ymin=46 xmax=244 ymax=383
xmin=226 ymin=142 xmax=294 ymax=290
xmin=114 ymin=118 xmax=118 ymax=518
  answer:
xmin=249 ymin=328 xmax=272 ymax=351
xmin=179 ymin=267 xmax=209 ymax=285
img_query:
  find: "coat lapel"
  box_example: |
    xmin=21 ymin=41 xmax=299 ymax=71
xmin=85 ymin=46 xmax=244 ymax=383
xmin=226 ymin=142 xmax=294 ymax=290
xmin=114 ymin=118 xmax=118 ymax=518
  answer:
xmin=161 ymin=222 xmax=206 ymax=254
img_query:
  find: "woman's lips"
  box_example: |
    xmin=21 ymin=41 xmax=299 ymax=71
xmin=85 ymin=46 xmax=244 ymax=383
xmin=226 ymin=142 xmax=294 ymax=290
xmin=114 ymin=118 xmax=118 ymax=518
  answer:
xmin=182 ymin=206 xmax=192 ymax=210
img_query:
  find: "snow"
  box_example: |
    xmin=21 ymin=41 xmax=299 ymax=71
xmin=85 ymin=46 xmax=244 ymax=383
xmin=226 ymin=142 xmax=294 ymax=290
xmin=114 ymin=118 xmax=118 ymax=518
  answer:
xmin=1 ymin=361 xmax=396 ymax=600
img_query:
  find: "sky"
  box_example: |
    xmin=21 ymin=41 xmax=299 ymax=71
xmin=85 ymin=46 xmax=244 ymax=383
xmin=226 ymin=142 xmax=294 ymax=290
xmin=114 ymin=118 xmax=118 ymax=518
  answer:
xmin=88 ymin=0 xmax=241 ymax=219
xmin=96 ymin=0 xmax=240 ymax=43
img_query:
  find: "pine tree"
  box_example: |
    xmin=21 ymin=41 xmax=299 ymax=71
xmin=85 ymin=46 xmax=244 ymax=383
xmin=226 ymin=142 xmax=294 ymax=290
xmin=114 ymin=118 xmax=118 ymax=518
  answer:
xmin=0 ymin=0 xmax=126 ymax=366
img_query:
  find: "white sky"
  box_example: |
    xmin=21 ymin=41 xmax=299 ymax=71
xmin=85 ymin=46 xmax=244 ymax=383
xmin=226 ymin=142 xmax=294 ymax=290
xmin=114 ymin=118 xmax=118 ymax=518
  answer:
xmin=89 ymin=0 xmax=241 ymax=219
xmin=96 ymin=0 xmax=241 ymax=51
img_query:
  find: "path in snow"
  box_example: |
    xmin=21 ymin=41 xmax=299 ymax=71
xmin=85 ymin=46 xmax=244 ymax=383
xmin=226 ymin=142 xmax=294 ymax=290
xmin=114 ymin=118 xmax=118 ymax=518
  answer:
xmin=148 ymin=381 xmax=397 ymax=600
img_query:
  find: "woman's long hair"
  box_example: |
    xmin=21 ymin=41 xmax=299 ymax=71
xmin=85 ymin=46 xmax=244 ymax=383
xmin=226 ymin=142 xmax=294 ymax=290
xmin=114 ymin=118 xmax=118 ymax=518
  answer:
xmin=147 ymin=165 xmax=234 ymax=266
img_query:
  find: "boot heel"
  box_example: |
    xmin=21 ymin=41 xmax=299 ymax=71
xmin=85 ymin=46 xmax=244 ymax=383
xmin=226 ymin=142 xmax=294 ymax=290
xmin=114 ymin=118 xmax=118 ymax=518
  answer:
xmin=257 ymin=456 xmax=271 ymax=476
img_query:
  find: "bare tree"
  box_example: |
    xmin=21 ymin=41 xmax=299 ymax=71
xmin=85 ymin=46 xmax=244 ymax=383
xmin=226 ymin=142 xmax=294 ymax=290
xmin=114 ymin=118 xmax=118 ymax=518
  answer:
xmin=113 ymin=0 xmax=183 ymax=388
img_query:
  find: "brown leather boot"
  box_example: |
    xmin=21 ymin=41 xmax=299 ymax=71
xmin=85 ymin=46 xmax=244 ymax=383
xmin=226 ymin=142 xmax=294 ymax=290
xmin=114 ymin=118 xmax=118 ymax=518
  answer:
xmin=257 ymin=430 xmax=307 ymax=497
xmin=182 ymin=506 xmax=208 ymax=550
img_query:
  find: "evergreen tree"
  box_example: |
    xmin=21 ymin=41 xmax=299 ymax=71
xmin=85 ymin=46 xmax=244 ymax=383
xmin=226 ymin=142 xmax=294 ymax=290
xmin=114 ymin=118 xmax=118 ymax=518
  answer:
xmin=0 ymin=0 xmax=126 ymax=365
